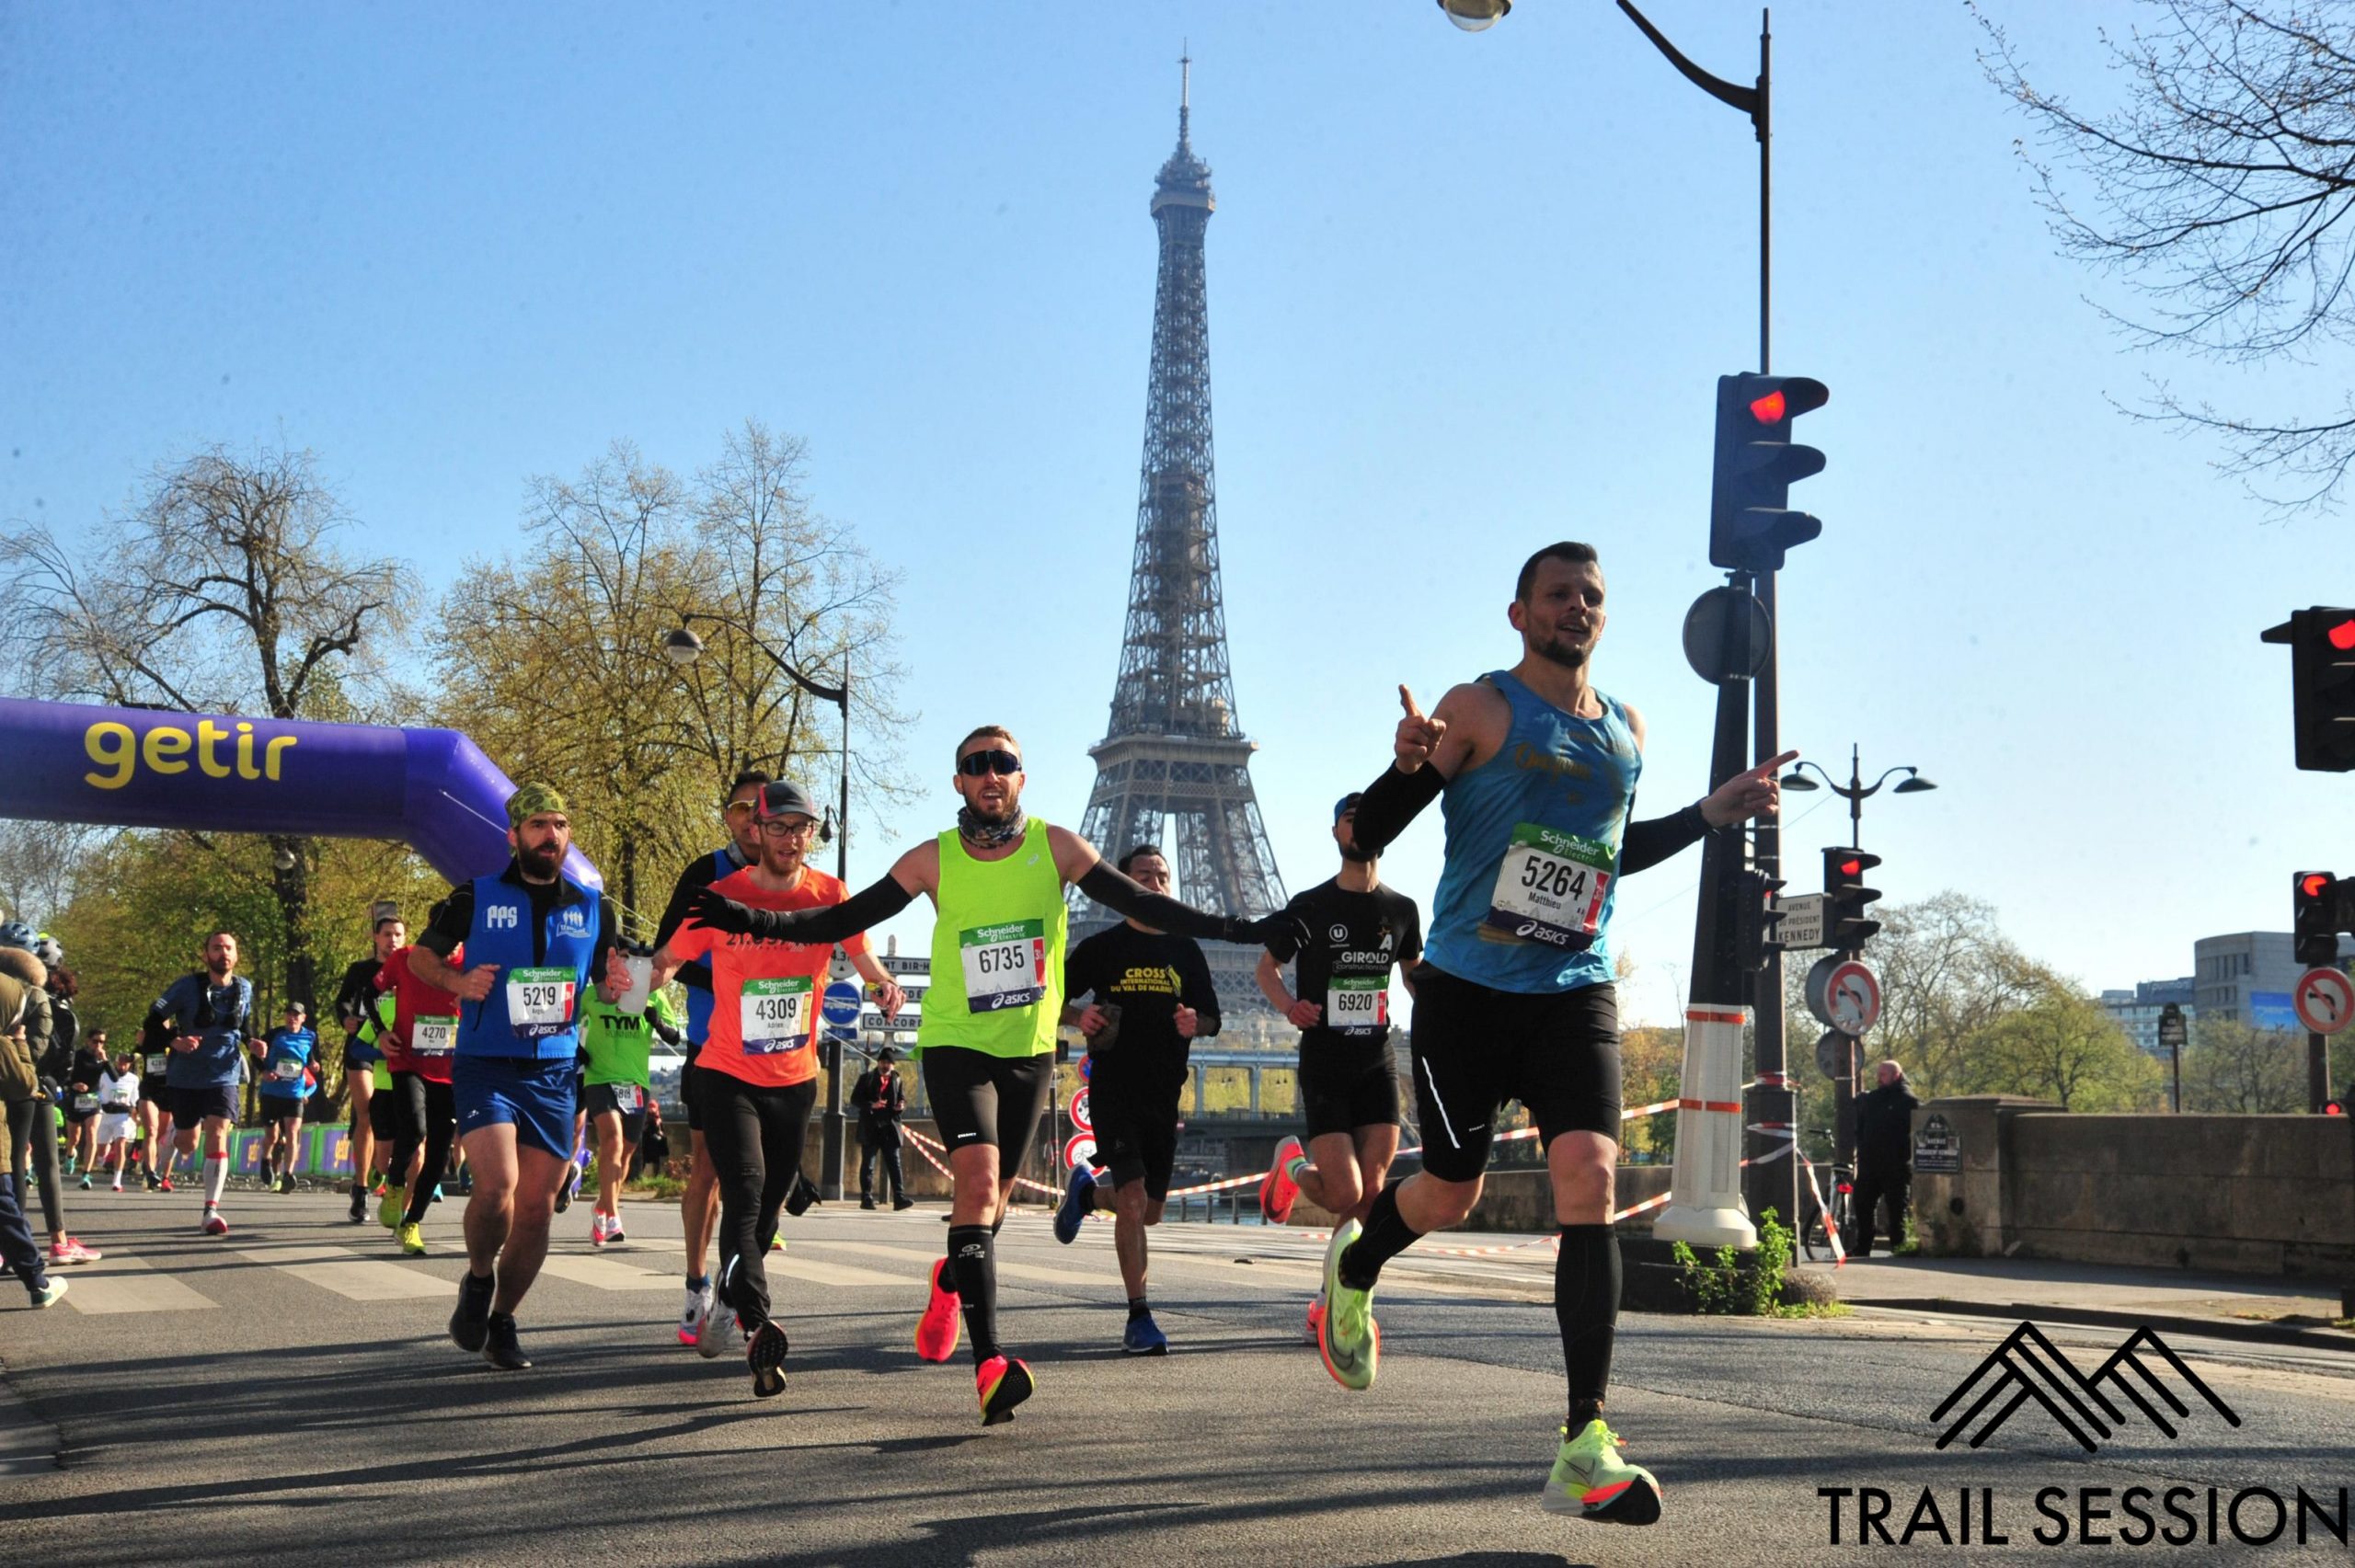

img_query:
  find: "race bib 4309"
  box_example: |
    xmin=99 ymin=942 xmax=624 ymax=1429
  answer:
xmin=1483 ymin=824 xmax=1614 ymax=950
xmin=741 ymin=976 xmax=814 ymax=1056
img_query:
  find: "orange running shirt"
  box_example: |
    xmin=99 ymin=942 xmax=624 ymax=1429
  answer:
xmin=665 ymin=865 xmax=870 ymax=1089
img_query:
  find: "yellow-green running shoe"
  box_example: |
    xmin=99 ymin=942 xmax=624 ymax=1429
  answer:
xmin=1316 ymin=1219 xmax=1378 ymax=1391
xmin=398 ymin=1221 xmax=426 ymax=1257
xmin=1544 ymin=1418 xmax=1662 ymax=1525
xmin=378 ymin=1186 xmax=404 ymax=1229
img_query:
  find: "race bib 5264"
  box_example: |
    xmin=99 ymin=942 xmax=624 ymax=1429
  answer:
xmin=1483 ymin=824 xmax=1614 ymax=950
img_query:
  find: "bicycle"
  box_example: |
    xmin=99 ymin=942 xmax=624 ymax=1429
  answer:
xmin=1798 ymin=1150 xmax=1854 ymax=1264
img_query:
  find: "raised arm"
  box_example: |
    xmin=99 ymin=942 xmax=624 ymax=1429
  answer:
xmin=1050 ymin=825 xmax=1304 ymax=948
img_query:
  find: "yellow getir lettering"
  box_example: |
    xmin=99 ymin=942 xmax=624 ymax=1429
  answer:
xmin=235 ymin=722 xmax=260 ymax=780
xmin=142 ymin=725 xmax=191 ymax=775
xmin=265 ymin=735 xmax=297 ymax=780
xmin=196 ymin=718 xmax=234 ymax=779
xmin=84 ymin=722 xmax=135 ymax=789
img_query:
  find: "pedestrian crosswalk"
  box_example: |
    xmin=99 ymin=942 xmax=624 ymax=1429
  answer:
xmin=45 ymin=1202 xmax=1535 ymax=1316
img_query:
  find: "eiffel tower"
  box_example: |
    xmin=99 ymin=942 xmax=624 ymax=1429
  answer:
xmin=1072 ymin=57 xmax=1287 ymax=1024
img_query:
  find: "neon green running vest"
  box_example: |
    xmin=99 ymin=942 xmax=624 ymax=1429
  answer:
xmin=918 ymin=819 xmax=1067 ymax=1060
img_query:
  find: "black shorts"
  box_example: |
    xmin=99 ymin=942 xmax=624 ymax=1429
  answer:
xmin=342 ymin=1038 xmax=380 ymax=1073
xmin=63 ymin=1103 xmax=99 ymax=1125
xmin=1299 ymin=1040 xmax=1402 ymax=1141
xmin=258 ymin=1095 xmax=305 ymax=1125
xmin=680 ymin=1039 xmax=703 ymax=1134
xmin=1406 ymin=967 xmax=1621 ymax=1185
xmin=167 ymin=1084 xmax=238 ymax=1126
xmin=367 ymin=1091 xmax=400 ymax=1143
xmin=1090 ymin=1087 xmax=1180 ymax=1201
xmin=920 ymin=1047 xmax=1051 ymax=1164
xmin=582 ymin=1081 xmax=649 ymax=1142
xmin=141 ymin=1075 xmax=171 ymax=1108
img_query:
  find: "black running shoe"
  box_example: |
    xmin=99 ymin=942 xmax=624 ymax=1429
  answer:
xmin=785 ymin=1173 xmax=821 ymax=1217
xmin=348 ymin=1187 xmax=367 ymax=1224
xmin=449 ymin=1271 xmax=494 ymax=1352
xmin=482 ymin=1311 xmax=532 ymax=1371
xmin=747 ymin=1320 xmax=789 ymax=1399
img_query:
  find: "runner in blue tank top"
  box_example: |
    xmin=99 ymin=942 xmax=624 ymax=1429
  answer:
xmin=410 ymin=781 xmax=629 ymax=1371
xmin=1324 ymin=542 xmax=1793 ymax=1528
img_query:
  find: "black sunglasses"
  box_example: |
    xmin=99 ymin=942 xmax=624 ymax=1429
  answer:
xmin=957 ymin=748 xmax=1024 ymax=778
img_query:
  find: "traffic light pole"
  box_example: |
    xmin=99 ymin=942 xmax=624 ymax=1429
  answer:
xmin=1748 ymin=570 xmax=1797 ymax=1233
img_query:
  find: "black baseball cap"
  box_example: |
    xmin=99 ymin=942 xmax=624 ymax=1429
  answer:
xmin=757 ymin=781 xmax=822 ymax=822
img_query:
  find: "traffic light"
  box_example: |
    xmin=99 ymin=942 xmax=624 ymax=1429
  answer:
xmin=1732 ymin=866 xmax=1784 ymax=972
xmin=2259 ymin=608 xmax=2355 ymax=771
xmin=2295 ymin=870 xmax=2342 ymax=967
xmin=1709 ymin=372 xmax=1829 ymax=575
xmin=1823 ymin=847 xmax=1882 ymax=954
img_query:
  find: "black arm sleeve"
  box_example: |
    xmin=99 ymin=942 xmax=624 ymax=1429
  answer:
xmin=1178 ymin=939 xmax=1222 ymax=1039
xmin=1618 ymin=803 xmax=1712 ymax=877
xmin=1076 ymin=862 xmax=1266 ymax=945
xmin=415 ymin=885 xmax=475 ymax=958
xmin=741 ymin=874 xmax=916 ymax=945
xmin=1349 ymin=761 xmax=1447 ymax=860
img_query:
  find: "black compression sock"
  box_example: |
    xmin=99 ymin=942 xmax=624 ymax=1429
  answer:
xmin=990 ymin=1213 xmax=1005 ymax=1237
xmin=1338 ymin=1184 xmax=1422 ymax=1291
xmin=1127 ymin=1296 xmax=1149 ymax=1322
xmin=948 ymin=1225 xmax=998 ymax=1361
xmin=1556 ymin=1225 xmax=1621 ymax=1420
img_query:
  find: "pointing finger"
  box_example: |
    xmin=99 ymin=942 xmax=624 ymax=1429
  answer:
xmin=1398 ymin=684 xmax=1424 ymax=722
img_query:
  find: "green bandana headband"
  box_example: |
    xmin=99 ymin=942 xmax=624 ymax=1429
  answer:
xmin=506 ymin=781 xmax=569 ymax=826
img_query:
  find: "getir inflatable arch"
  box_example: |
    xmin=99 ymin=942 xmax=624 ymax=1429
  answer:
xmin=0 ymin=697 xmax=602 ymax=888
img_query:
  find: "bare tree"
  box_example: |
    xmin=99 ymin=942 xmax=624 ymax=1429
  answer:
xmin=2179 ymin=1015 xmax=2308 ymax=1111
xmin=0 ymin=446 xmax=417 ymax=1003
xmin=1980 ymin=1 xmax=2355 ymax=508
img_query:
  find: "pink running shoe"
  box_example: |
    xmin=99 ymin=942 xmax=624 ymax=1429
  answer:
xmin=1260 ymin=1136 xmax=1304 ymax=1225
xmin=915 ymin=1257 xmax=961 ymax=1363
xmin=49 ymin=1236 xmax=102 ymax=1265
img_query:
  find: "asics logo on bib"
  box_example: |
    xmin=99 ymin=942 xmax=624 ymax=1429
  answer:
xmin=486 ymin=905 xmax=519 ymax=930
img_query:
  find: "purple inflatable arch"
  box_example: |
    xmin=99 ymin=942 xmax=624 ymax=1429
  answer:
xmin=0 ymin=698 xmax=602 ymax=888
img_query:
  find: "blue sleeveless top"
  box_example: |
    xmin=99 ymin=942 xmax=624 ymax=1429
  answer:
xmin=454 ymin=871 xmax=603 ymax=1061
xmin=1424 ymin=670 xmax=1641 ymax=994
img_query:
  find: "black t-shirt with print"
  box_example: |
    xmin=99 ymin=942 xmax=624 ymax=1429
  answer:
xmin=1267 ymin=877 xmax=1422 ymax=1054
xmin=1063 ymin=923 xmax=1221 ymax=1108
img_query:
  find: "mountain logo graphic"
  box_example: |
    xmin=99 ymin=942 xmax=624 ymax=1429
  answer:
xmin=1929 ymin=1322 xmax=2241 ymax=1453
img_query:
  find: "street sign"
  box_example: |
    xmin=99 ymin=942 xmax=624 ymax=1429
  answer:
xmin=2156 ymin=1002 xmax=2188 ymax=1050
xmin=1771 ymin=893 xmax=1828 ymax=950
xmin=1913 ymin=1113 xmax=1960 ymax=1174
xmin=1813 ymin=1028 xmax=1850 ymax=1081
xmin=1680 ymin=585 xmax=1772 ymax=686
xmin=1069 ymin=1088 xmax=1093 ymax=1134
xmin=879 ymin=955 xmax=933 ymax=978
xmin=2293 ymin=967 xmax=2355 ymax=1035
xmin=1062 ymin=1133 xmax=1097 ymax=1173
xmin=1806 ymin=956 xmax=1881 ymax=1036
xmin=862 ymin=1010 xmax=922 ymax=1033
xmin=821 ymin=982 xmax=864 ymax=1027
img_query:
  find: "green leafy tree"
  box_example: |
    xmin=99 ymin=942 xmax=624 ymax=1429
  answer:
xmin=2179 ymin=1016 xmax=2307 ymax=1113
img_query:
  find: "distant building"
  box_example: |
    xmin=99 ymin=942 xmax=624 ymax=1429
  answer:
xmin=2098 ymin=977 xmax=2194 ymax=1058
xmin=2191 ymin=933 xmax=2355 ymax=1030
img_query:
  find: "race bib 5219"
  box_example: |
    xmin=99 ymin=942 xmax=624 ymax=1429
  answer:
xmin=506 ymin=967 xmax=577 ymax=1039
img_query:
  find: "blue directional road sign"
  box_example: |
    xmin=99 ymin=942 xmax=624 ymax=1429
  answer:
xmin=821 ymin=981 xmax=864 ymax=1032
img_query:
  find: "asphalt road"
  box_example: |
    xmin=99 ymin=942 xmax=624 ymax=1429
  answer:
xmin=5 ymin=1183 xmax=2352 ymax=1566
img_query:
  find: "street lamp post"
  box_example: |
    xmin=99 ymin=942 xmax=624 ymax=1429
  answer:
xmin=1780 ymin=745 xmax=1935 ymax=1170
xmin=662 ymin=617 xmax=856 ymax=1199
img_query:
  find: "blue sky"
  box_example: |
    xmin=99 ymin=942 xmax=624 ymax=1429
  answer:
xmin=5 ymin=3 xmax=2346 ymax=1028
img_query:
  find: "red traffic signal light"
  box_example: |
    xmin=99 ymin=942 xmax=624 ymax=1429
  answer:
xmin=1710 ymin=373 xmax=1829 ymax=575
xmin=1839 ymin=857 xmax=1865 ymax=879
xmin=2326 ymin=1100 xmax=2346 ymax=1116
xmin=2260 ymin=608 xmax=2355 ymax=770
xmin=2304 ymin=872 xmax=2334 ymax=899
xmin=2332 ymin=620 xmax=2355 ymax=652
xmin=1749 ymin=389 xmax=1786 ymax=423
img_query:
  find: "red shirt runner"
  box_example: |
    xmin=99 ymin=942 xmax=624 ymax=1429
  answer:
xmin=374 ymin=942 xmax=465 ymax=1085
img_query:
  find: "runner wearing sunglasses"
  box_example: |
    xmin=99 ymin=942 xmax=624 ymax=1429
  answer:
xmin=689 ymin=725 xmax=1303 ymax=1427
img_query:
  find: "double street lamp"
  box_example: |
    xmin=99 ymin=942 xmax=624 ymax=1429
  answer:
xmin=1779 ymin=745 xmax=1936 ymax=851
xmin=661 ymin=616 xmax=857 ymax=1199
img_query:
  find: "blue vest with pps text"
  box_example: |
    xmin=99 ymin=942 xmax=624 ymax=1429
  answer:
xmin=455 ymin=873 xmax=601 ymax=1062
xmin=683 ymin=844 xmax=742 ymax=1045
